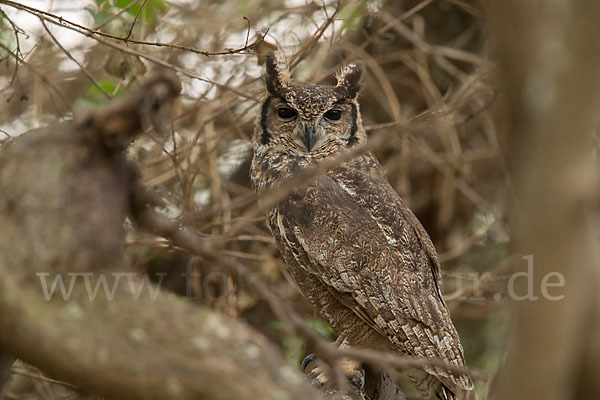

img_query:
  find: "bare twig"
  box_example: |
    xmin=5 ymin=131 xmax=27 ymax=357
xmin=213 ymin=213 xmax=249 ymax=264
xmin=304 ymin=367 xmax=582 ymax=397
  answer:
xmin=0 ymin=0 xmax=266 ymax=57
xmin=27 ymin=13 xmax=259 ymax=102
xmin=290 ymin=1 xmax=340 ymax=68
xmin=0 ymin=7 xmax=24 ymax=95
xmin=0 ymin=41 xmax=71 ymax=112
xmin=124 ymin=0 xmax=147 ymax=40
xmin=92 ymin=0 xmax=140 ymax=31
xmin=10 ymin=367 xmax=76 ymax=389
xmin=40 ymin=19 xmax=112 ymax=100
xmin=135 ymin=207 xmax=489 ymax=390
xmin=243 ymin=16 xmax=251 ymax=48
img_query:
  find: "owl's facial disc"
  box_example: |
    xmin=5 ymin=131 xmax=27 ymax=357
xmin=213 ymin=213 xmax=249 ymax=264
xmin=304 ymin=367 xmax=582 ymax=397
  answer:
xmin=275 ymin=103 xmax=316 ymax=150
xmin=304 ymin=110 xmax=350 ymax=152
xmin=271 ymin=95 xmax=358 ymax=153
xmin=260 ymin=79 xmax=362 ymax=154
xmin=299 ymin=103 xmax=355 ymax=152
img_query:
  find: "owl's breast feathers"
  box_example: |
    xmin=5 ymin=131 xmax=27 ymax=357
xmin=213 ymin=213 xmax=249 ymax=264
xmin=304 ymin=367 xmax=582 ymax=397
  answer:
xmin=266 ymin=152 xmax=474 ymax=395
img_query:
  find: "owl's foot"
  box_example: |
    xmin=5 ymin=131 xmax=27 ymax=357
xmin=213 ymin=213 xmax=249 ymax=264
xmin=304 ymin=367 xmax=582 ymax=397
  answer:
xmin=302 ymin=353 xmax=365 ymax=393
xmin=301 ymin=353 xmax=317 ymax=372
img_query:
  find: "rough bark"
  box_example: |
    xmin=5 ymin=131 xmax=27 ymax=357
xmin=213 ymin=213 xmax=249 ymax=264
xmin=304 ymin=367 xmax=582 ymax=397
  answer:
xmin=0 ymin=73 xmax=323 ymax=400
xmin=0 ymin=271 xmax=322 ymax=400
xmin=490 ymin=1 xmax=600 ymax=399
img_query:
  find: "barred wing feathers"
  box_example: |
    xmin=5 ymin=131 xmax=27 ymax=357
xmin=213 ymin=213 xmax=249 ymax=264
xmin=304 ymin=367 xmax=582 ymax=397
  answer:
xmin=271 ymin=154 xmax=473 ymax=394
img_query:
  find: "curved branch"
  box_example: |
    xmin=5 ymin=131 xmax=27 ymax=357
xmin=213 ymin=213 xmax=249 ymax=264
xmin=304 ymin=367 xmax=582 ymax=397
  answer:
xmin=0 ymin=73 xmax=323 ymax=400
xmin=0 ymin=267 xmax=321 ymax=400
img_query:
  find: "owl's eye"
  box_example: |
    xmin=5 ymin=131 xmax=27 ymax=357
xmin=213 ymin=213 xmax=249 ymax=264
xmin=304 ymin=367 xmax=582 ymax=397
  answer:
xmin=324 ymin=109 xmax=342 ymax=121
xmin=277 ymin=107 xmax=297 ymax=120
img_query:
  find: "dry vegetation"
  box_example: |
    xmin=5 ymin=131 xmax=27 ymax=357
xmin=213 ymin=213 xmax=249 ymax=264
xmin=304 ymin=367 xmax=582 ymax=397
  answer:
xmin=0 ymin=0 xmax=598 ymax=399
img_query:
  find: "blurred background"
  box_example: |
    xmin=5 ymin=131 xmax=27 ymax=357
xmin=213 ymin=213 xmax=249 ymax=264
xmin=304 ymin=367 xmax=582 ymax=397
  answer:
xmin=0 ymin=0 xmax=516 ymax=398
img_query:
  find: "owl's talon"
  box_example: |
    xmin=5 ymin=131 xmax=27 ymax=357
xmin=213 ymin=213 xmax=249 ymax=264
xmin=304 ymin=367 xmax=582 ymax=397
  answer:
xmin=347 ymin=366 xmax=366 ymax=391
xmin=302 ymin=355 xmax=366 ymax=393
xmin=302 ymin=353 xmax=329 ymax=389
xmin=301 ymin=353 xmax=317 ymax=372
xmin=306 ymin=365 xmax=329 ymax=388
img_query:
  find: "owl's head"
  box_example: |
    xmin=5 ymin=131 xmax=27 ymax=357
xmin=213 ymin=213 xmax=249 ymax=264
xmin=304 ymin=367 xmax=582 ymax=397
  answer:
xmin=253 ymin=53 xmax=366 ymax=157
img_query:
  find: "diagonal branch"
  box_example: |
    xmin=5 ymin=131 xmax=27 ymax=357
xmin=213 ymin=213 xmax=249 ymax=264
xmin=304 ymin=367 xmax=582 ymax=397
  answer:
xmin=39 ymin=19 xmax=112 ymax=100
xmin=0 ymin=0 xmax=265 ymax=56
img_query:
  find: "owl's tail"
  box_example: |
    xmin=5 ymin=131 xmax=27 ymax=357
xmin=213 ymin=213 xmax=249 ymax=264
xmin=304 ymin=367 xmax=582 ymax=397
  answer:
xmin=436 ymin=382 xmax=477 ymax=400
xmin=409 ymin=367 xmax=476 ymax=400
xmin=436 ymin=385 xmax=454 ymax=400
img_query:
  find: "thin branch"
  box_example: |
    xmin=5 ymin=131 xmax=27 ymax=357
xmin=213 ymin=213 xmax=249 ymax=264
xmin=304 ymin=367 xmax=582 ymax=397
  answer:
xmin=413 ymin=136 xmax=493 ymax=213
xmin=92 ymin=0 xmax=140 ymax=31
xmin=135 ymin=207 xmax=489 ymax=389
xmin=225 ymin=122 xmax=417 ymax=237
xmin=290 ymin=1 xmax=341 ymax=68
xmin=0 ymin=7 xmax=23 ymax=94
xmin=0 ymin=0 xmax=265 ymax=56
xmin=438 ymin=232 xmax=487 ymax=263
xmin=124 ymin=0 xmax=147 ymax=41
xmin=399 ymin=0 xmax=435 ymax=20
xmin=335 ymin=347 xmax=488 ymax=381
xmin=16 ymin=8 xmax=258 ymax=102
xmin=40 ymin=19 xmax=112 ymax=100
xmin=0 ymin=41 xmax=71 ymax=112
xmin=0 ymin=129 xmax=12 ymax=139
xmin=243 ymin=16 xmax=251 ymax=48
xmin=10 ymin=367 xmax=76 ymax=389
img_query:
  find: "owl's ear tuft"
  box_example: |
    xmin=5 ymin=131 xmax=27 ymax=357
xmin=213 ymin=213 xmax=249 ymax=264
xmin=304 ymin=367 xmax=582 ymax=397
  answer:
xmin=264 ymin=52 xmax=290 ymax=95
xmin=335 ymin=61 xmax=365 ymax=98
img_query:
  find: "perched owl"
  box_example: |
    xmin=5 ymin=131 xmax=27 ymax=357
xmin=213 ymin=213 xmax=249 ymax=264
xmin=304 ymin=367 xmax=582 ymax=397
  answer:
xmin=250 ymin=53 xmax=476 ymax=400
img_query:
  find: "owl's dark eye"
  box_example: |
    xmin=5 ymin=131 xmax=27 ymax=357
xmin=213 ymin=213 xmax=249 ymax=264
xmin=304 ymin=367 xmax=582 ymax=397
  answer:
xmin=278 ymin=107 xmax=297 ymax=119
xmin=324 ymin=109 xmax=342 ymax=121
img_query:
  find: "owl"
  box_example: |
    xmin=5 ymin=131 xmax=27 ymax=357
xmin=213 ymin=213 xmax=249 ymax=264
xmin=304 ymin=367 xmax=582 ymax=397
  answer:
xmin=250 ymin=53 xmax=476 ymax=400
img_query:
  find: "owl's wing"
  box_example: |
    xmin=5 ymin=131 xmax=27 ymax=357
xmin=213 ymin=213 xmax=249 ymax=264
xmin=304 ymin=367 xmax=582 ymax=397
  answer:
xmin=273 ymin=154 xmax=472 ymax=391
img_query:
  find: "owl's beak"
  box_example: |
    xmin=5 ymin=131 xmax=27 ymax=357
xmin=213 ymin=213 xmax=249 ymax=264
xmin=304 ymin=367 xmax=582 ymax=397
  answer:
xmin=304 ymin=125 xmax=316 ymax=151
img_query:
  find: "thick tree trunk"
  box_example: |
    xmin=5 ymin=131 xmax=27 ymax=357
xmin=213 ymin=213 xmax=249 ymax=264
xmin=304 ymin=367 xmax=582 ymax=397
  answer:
xmin=490 ymin=1 xmax=600 ymax=399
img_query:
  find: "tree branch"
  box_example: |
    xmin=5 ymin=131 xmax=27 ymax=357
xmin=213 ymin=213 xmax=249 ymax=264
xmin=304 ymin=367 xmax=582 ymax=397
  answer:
xmin=0 ymin=73 xmax=324 ymax=400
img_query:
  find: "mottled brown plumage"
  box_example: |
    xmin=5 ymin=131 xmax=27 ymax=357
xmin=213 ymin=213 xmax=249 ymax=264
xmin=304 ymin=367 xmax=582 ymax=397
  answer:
xmin=251 ymin=54 xmax=475 ymax=400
